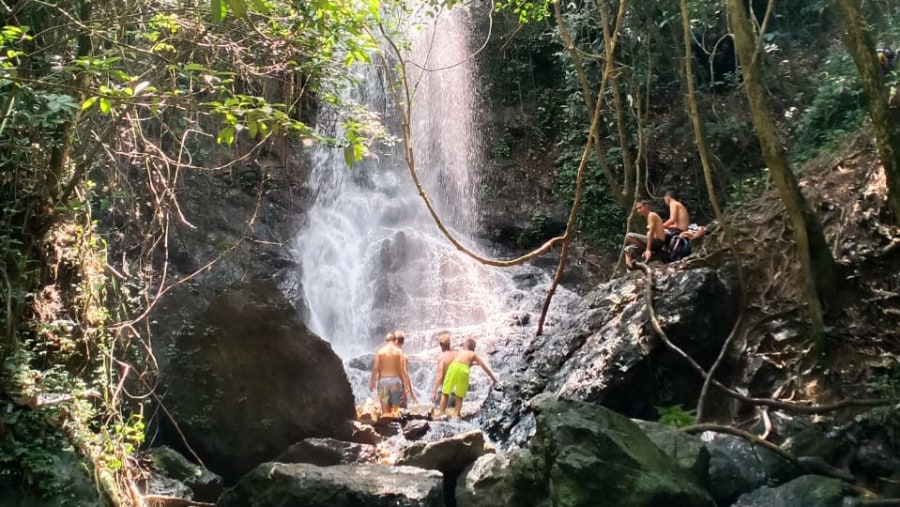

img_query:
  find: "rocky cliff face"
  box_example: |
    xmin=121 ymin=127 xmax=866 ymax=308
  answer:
xmin=473 ymin=266 xmax=740 ymax=447
xmin=145 ymin=155 xmax=359 ymax=480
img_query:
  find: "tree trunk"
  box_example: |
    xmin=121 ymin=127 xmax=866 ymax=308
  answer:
xmin=832 ymin=0 xmax=900 ymax=224
xmin=602 ymin=6 xmax=637 ymax=207
xmin=726 ymin=0 xmax=837 ymax=347
xmin=680 ymin=0 xmax=748 ymax=422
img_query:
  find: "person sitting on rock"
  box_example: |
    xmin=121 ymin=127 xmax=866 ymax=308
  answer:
xmin=662 ymin=190 xmax=690 ymax=233
xmin=436 ymin=336 xmax=498 ymax=419
xmin=625 ymin=200 xmax=666 ymax=266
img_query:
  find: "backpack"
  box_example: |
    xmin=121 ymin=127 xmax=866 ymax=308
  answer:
xmin=669 ymin=236 xmax=691 ymax=261
xmin=665 ymin=231 xmax=692 ymax=261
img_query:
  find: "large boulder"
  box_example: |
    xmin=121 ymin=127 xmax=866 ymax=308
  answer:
xmin=455 ymin=450 xmax=536 ymax=507
xmin=732 ymin=475 xmax=853 ymax=507
xmin=396 ymin=430 xmax=488 ymax=477
xmin=216 ymin=463 xmax=445 ymax=507
xmin=705 ymin=433 xmax=802 ymax=506
xmin=458 ymin=396 xmax=714 ymax=507
xmin=275 ymin=438 xmax=379 ymax=466
xmin=633 ymin=420 xmax=710 ymax=486
xmin=158 ymin=280 xmax=355 ymax=481
xmin=145 ymin=446 xmax=224 ymax=502
xmin=529 ymin=396 xmax=714 ymax=507
xmin=475 ymin=267 xmax=738 ymax=447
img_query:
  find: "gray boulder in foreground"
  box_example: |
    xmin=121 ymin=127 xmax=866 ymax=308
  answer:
xmin=216 ymin=462 xmax=445 ymax=507
xmin=732 ymin=475 xmax=854 ymax=507
xmin=457 ymin=395 xmax=715 ymax=507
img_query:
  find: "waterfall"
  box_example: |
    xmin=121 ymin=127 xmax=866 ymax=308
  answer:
xmin=295 ymin=6 xmax=505 ymax=358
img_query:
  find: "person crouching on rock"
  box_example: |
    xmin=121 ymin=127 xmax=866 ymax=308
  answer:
xmin=436 ymin=336 xmax=498 ymax=419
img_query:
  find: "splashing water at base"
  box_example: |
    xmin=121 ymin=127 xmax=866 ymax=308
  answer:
xmin=294 ymin=5 xmax=580 ymax=410
xmin=295 ymin=6 xmax=504 ymax=356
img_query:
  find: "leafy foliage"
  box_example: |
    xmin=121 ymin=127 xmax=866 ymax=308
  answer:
xmin=656 ymin=404 xmax=696 ymax=428
xmin=0 ymin=0 xmax=396 ymax=499
xmin=791 ymin=49 xmax=866 ymax=163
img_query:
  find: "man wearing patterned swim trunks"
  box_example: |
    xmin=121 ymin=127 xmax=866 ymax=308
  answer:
xmin=369 ymin=333 xmax=407 ymax=416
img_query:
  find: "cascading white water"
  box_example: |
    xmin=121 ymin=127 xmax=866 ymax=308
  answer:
xmin=295 ymin=6 xmax=505 ymax=358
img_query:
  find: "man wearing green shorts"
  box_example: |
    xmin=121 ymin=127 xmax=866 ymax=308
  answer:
xmin=436 ymin=336 xmax=498 ymax=418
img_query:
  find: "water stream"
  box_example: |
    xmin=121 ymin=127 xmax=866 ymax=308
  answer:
xmin=293 ymin=5 xmax=578 ymax=408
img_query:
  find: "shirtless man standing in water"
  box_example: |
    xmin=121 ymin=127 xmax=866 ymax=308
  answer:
xmin=393 ymin=331 xmax=418 ymax=409
xmin=436 ymin=336 xmax=498 ymax=418
xmin=369 ymin=333 xmax=414 ymax=416
xmin=431 ymin=331 xmax=457 ymax=410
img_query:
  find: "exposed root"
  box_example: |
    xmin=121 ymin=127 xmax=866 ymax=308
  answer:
xmin=632 ymin=261 xmax=898 ymax=414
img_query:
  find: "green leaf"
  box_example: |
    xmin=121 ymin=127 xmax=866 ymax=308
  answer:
xmin=98 ymin=98 xmax=112 ymax=114
xmin=211 ymin=0 xmax=226 ymax=23
xmin=81 ymin=96 xmax=98 ymax=111
xmin=216 ymin=126 xmax=236 ymax=145
xmin=227 ymin=0 xmax=248 ymax=18
xmin=249 ymin=0 xmax=270 ymax=13
xmin=343 ymin=146 xmax=354 ymax=166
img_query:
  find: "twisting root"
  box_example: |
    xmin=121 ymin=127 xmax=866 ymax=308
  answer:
xmin=631 ymin=261 xmax=898 ymax=414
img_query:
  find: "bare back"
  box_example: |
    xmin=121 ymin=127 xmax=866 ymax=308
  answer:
xmin=647 ymin=212 xmax=666 ymax=242
xmin=438 ymin=350 xmax=456 ymax=373
xmin=669 ymin=200 xmax=690 ymax=231
xmin=375 ymin=345 xmax=404 ymax=378
xmin=451 ymin=348 xmax=498 ymax=384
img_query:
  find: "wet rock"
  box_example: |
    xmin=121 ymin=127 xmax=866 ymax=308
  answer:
xmin=781 ymin=425 xmax=844 ymax=464
xmin=143 ymin=474 xmax=193 ymax=500
xmin=145 ymin=446 xmax=224 ymax=502
xmin=158 ymin=280 xmax=355 ymax=481
xmin=217 ymin=462 xmax=445 ymax=507
xmin=455 ymin=452 xmax=527 ymax=507
xmin=475 ymin=267 xmax=738 ymax=447
xmin=373 ymin=417 xmax=402 ymax=437
xmin=275 ymin=438 xmax=379 ymax=466
xmin=852 ymin=439 xmax=900 ymax=479
xmin=357 ymin=399 xmax=380 ymax=426
xmin=350 ymin=421 xmax=383 ymax=445
xmin=396 ymin=430 xmax=488 ymax=478
xmin=633 ymin=420 xmax=710 ymax=486
xmin=404 ymin=420 xmax=431 ymax=441
xmin=347 ymin=354 xmax=374 ymax=371
xmin=732 ymin=475 xmax=853 ymax=507
xmin=705 ymin=433 xmax=802 ymax=506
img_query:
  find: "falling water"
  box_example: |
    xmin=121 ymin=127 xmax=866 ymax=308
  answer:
xmin=295 ymin=6 xmax=505 ymax=358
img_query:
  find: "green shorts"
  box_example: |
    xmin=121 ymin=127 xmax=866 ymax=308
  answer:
xmin=441 ymin=361 xmax=471 ymax=399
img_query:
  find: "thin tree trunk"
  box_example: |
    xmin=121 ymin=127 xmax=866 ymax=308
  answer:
xmin=679 ymin=0 xmax=747 ymax=422
xmin=601 ymin=6 xmax=636 ymax=207
xmin=727 ymin=0 xmax=837 ymax=347
xmin=832 ymin=0 xmax=900 ymax=223
xmin=554 ymin=0 xmax=632 ymax=209
xmin=46 ymin=0 xmax=92 ymax=201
